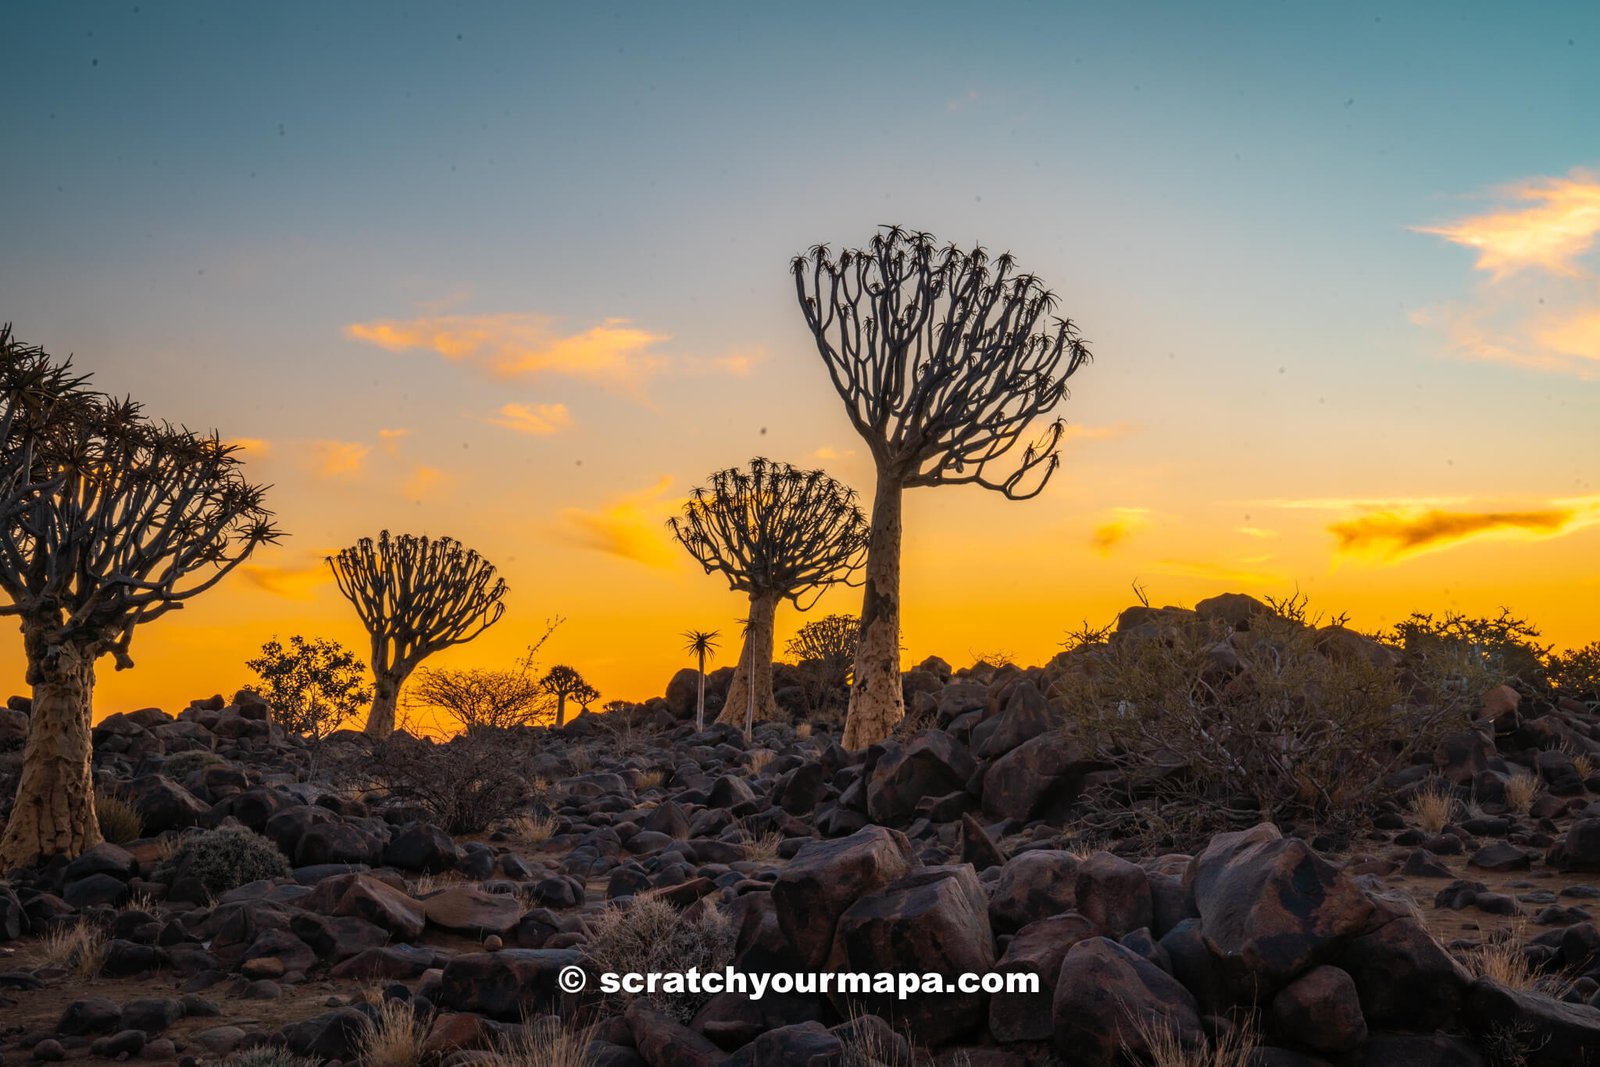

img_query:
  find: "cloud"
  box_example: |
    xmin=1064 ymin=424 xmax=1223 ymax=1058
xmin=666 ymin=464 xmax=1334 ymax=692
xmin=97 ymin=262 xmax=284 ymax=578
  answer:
xmin=679 ymin=346 xmax=766 ymax=377
xmin=378 ymin=428 xmax=410 ymax=454
xmin=1090 ymin=507 xmax=1150 ymax=555
xmin=238 ymin=558 xmax=332 ymax=601
xmin=1236 ymin=526 xmax=1278 ymax=539
xmin=403 ymin=465 xmax=442 ymax=500
xmin=558 ymin=476 xmax=679 ymax=569
xmin=1329 ymin=503 xmax=1600 ymax=561
xmin=310 ymin=440 xmax=370 ymax=480
xmin=1413 ymin=169 xmax=1600 ymax=377
xmin=1061 ymin=422 xmax=1135 ymax=443
xmin=346 ymin=313 xmax=671 ymax=393
xmin=489 ymin=402 xmax=573 ymax=436
xmin=811 ymin=445 xmax=857 ymax=462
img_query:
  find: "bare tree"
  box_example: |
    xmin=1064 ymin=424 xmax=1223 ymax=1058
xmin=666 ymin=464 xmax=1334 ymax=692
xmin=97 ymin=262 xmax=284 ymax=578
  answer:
xmin=328 ymin=531 xmax=507 ymax=737
xmin=681 ymin=629 xmax=720 ymax=732
xmin=0 ymin=327 xmax=278 ymax=867
xmin=792 ymin=227 xmax=1094 ymax=748
xmin=540 ymin=664 xmax=598 ymax=727
xmin=669 ymin=458 xmax=869 ymax=730
xmin=410 ymin=618 xmax=563 ymax=734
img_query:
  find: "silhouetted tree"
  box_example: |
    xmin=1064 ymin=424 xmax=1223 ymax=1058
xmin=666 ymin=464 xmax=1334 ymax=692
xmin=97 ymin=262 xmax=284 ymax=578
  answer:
xmin=410 ymin=618 xmax=563 ymax=734
xmin=669 ymin=458 xmax=869 ymax=729
xmin=681 ymin=629 xmax=720 ymax=732
xmin=786 ymin=612 xmax=858 ymax=714
xmin=540 ymin=664 xmax=597 ymax=727
xmin=792 ymin=227 xmax=1094 ymax=747
xmin=246 ymin=635 xmax=371 ymax=740
xmin=0 ymin=326 xmax=278 ymax=867
xmin=328 ymin=531 xmax=507 ymax=737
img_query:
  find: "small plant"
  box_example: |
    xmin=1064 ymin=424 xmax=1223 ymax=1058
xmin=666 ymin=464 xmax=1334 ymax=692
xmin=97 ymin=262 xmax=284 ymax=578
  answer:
xmin=583 ymin=898 xmax=735 ymax=1023
xmin=794 ymin=722 xmax=813 ymax=739
xmin=161 ymin=749 xmax=225 ymax=779
xmin=635 ymin=769 xmax=666 ymax=791
xmin=408 ymin=871 xmax=465 ymax=896
xmin=95 ymin=786 xmax=144 ymax=844
xmin=1505 ymin=772 xmax=1542 ymax=816
xmin=358 ymin=996 xmax=426 ymax=1067
xmin=509 ymin=812 xmax=558 ymax=844
xmin=217 ymin=1049 xmax=324 ymax=1067
xmin=486 ymin=1019 xmax=594 ymax=1067
xmin=39 ymin=919 xmax=108 ymax=977
xmin=737 ymin=826 xmax=783 ymax=864
xmin=1135 ymin=1010 xmax=1258 ymax=1067
xmin=838 ymin=1007 xmax=906 ymax=1067
xmin=1460 ymin=923 xmax=1571 ymax=998
xmin=565 ymin=746 xmax=595 ymax=774
xmin=246 ymin=634 xmax=373 ymax=740
xmin=1573 ymin=753 xmax=1595 ymax=783
xmin=1408 ymin=787 xmax=1457 ymax=834
xmin=747 ymin=749 xmax=776 ymax=776
xmin=154 ymin=826 xmax=289 ymax=896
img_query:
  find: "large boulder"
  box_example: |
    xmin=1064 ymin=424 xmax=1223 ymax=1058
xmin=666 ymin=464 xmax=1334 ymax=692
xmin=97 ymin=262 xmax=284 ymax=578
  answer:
xmin=1075 ymin=851 xmax=1153 ymax=938
xmin=125 ymin=775 xmax=209 ymax=832
xmin=383 ymin=823 xmax=459 ymax=873
xmin=833 ymin=865 xmax=995 ymax=1047
xmin=1547 ymin=818 xmax=1600 ymax=873
xmin=1464 ymin=976 xmax=1600 ymax=1065
xmin=988 ymin=913 xmax=1100 ymax=1043
xmin=1188 ymin=823 xmax=1376 ymax=994
xmin=1052 ymin=936 xmax=1202 ymax=1066
xmin=1268 ymin=964 xmax=1366 ymax=1054
xmin=866 ymin=731 xmax=976 ymax=826
xmin=770 ymin=826 xmax=919 ymax=968
xmin=970 ymin=681 xmax=1055 ymax=759
xmin=980 ymin=732 xmax=1100 ymax=822
xmin=433 ymin=949 xmax=582 ymax=1022
xmin=302 ymin=873 xmax=425 ymax=941
xmin=988 ymin=850 xmax=1080 ymax=934
xmin=422 ymin=886 xmax=522 ymax=937
xmin=1337 ymin=915 xmax=1470 ymax=1031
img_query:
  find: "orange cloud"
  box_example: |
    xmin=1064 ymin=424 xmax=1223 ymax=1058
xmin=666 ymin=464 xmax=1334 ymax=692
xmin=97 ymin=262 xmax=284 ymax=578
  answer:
xmin=227 ymin=437 xmax=271 ymax=457
xmin=1413 ymin=170 xmax=1600 ymax=377
xmin=404 ymin=465 xmax=443 ymax=500
xmin=346 ymin=313 xmax=670 ymax=393
xmin=558 ymin=476 xmax=679 ymax=569
xmin=378 ymin=428 xmax=410 ymax=454
xmin=1329 ymin=505 xmax=1597 ymax=561
xmin=310 ymin=440 xmax=370 ymax=480
xmin=238 ymin=559 xmax=332 ymax=601
xmin=1090 ymin=507 xmax=1149 ymax=555
xmin=490 ymin=402 xmax=573 ymax=436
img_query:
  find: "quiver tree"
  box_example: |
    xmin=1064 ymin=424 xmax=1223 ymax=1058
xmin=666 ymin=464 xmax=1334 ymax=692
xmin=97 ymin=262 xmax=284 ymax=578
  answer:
xmin=539 ymin=664 xmax=598 ymax=727
xmin=328 ymin=531 xmax=507 ymax=737
xmin=792 ymin=227 xmax=1094 ymax=749
xmin=669 ymin=458 xmax=869 ymax=731
xmin=0 ymin=326 xmax=279 ymax=868
xmin=681 ymin=629 xmax=720 ymax=732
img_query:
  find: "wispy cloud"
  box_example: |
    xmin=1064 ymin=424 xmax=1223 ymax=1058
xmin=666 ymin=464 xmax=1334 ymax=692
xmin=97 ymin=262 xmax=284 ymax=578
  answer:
xmin=239 ymin=556 xmax=333 ymax=601
xmin=227 ymin=437 xmax=271 ymax=457
xmin=346 ymin=313 xmax=671 ymax=393
xmin=1091 ymin=507 xmax=1150 ymax=555
xmin=378 ymin=428 xmax=410 ymax=454
xmin=489 ymin=402 xmax=573 ymax=436
xmin=403 ymin=465 xmax=443 ymax=500
xmin=1329 ymin=500 xmax=1600 ymax=562
xmin=1236 ymin=526 xmax=1278 ymax=539
xmin=811 ymin=445 xmax=857 ymax=463
xmin=558 ymin=476 xmax=679 ymax=569
xmin=309 ymin=440 xmax=370 ymax=480
xmin=1413 ymin=169 xmax=1600 ymax=377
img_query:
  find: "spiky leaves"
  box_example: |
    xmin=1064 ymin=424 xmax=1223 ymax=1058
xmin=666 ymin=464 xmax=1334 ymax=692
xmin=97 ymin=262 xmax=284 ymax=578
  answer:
xmin=328 ymin=531 xmax=507 ymax=737
xmin=0 ymin=325 xmax=279 ymax=868
xmin=669 ymin=458 xmax=868 ymax=729
xmin=791 ymin=227 xmax=1095 ymax=747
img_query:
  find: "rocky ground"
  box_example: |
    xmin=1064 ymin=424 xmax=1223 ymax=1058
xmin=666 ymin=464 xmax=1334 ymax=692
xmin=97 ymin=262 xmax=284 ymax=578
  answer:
xmin=2 ymin=609 xmax=1600 ymax=1066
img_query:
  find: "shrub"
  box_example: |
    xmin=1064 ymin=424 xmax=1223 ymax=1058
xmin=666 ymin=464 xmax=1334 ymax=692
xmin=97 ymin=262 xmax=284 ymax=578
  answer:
xmin=786 ymin=613 xmax=858 ymax=712
xmin=372 ymin=729 xmax=535 ymax=834
xmin=154 ymin=826 xmax=289 ymax=896
xmin=1386 ymin=609 xmax=1551 ymax=693
xmin=217 ymin=1050 xmax=323 ymax=1067
xmin=583 ymin=898 xmax=734 ymax=1022
xmin=487 ymin=1019 xmax=594 ymax=1067
xmin=160 ymin=749 xmax=225 ymax=779
xmin=410 ymin=666 xmax=553 ymax=732
xmin=1548 ymin=641 xmax=1600 ymax=702
xmin=39 ymin=918 xmax=107 ymax=977
xmin=1407 ymin=787 xmax=1456 ymax=834
xmin=246 ymin=634 xmax=372 ymax=740
xmin=1053 ymin=605 xmax=1470 ymax=842
xmin=359 ymin=996 xmax=425 ymax=1067
xmin=95 ymin=787 xmax=143 ymax=844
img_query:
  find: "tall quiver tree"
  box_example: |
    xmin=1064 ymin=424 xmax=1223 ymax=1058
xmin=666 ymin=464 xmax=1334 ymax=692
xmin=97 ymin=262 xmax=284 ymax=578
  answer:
xmin=792 ymin=227 xmax=1094 ymax=749
xmin=669 ymin=458 xmax=869 ymax=729
xmin=0 ymin=326 xmax=279 ymax=868
xmin=328 ymin=531 xmax=507 ymax=737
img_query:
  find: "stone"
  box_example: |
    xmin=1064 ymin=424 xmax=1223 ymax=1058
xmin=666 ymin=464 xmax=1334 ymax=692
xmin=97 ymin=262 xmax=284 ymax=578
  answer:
xmin=1075 ymin=851 xmax=1153 ymax=938
xmin=1549 ymin=818 xmax=1600 ymax=873
xmin=1268 ymin=964 xmax=1366 ymax=1053
xmin=279 ymin=1006 xmax=371 ymax=1060
xmin=981 ymin=732 xmax=1100 ymax=822
xmin=422 ymin=886 xmax=523 ymax=937
xmin=1465 ymin=976 xmax=1600 ymax=1064
xmin=383 ymin=823 xmax=459 ymax=873
xmin=1052 ymin=936 xmax=1203 ymax=1066
xmin=126 ymin=775 xmax=210 ymax=832
xmin=433 ymin=949 xmax=582 ymax=1022
xmin=987 ymin=849 xmax=1080 ymax=934
xmin=770 ymin=826 xmax=920 ymax=968
xmin=1337 ymin=915 xmax=1469 ymax=1031
xmin=626 ymin=1001 xmax=727 ymax=1066
xmin=866 ymin=731 xmax=976 ymax=826
xmin=988 ymin=913 xmax=1100 ymax=1042
xmin=57 ymin=997 xmax=122 ymax=1036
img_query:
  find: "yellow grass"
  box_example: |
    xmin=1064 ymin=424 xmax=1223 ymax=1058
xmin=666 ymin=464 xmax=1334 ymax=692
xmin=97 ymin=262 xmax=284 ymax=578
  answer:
xmin=747 ymin=749 xmax=776 ymax=775
xmin=1408 ymin=789 xmax=1456 ymax=834
xmin=95 ymin=787 xmax=144 ymax=844
xmin=39 ymin=920 xmax=108 ymax=978
xmin=1505 ymin=772 xmax=1542 ymax=815
xmin=1136 ymin=1012 xmax=1258 ymax=1067
xmin=738 ymin=827 xmax=784 ymax=864
xmin=486 ymin=1019 xmax=594 ymax=1067
xmin=509 ymin=812 xmax=558 ymax=844
xmin=359 ymin=996 xmax=426 ymax=1067
xmin=635 ymin=769 xmax=667 ymax=790
xmin=794 ymin=723 xmax=813 ymax=739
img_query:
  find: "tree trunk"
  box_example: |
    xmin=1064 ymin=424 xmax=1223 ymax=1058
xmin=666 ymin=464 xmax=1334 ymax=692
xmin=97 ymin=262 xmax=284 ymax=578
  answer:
xmin=0 ymin=631 xmax=100 ymax=869
xmin=556 ymin=693 xmax=567 ymax=728
xmin=364 ymin=672 xmax=401 ymax=737
xmin=695 ymin=654 xmax=707 ymax=733
xmin=718 ymin=590 xmax=780 ymax=728
xmin=843 ymin=470 xmax=904 ymax=750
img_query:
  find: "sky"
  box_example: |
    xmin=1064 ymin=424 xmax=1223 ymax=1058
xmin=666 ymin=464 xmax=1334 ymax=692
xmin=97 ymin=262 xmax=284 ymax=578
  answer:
xmin=3 ymin=1 xmax=1598 ymax=728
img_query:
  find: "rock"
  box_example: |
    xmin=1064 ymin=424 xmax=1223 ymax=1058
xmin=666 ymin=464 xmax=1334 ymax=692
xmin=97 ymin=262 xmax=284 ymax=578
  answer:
xmin=58 ymin=997 xmax=122 ymax=1036
xmin=1075 ymin=852 xmax=1153 ymax=937
xmin=433 ymin=949 xmax=581 ymax=1022
xmin=63 ymin=842 xmax=138 ymax=882
xmin=295 ymin=820 xmax=381 ymax=866
xmin=746 ymin=1021 xmax=843 ymax=1066
xmin=1469 ymin=842 xmax=1533 ymax=872
xmin=422 ymin=886 xmax=523 ymax=937
xmin=1337 ymin=916 xmax=1469 ymax=1031
xmin=289 ymin=913 xmax=392 ymax=962
xmin=770 ymin=826 xmax=920 ymax=968
xmin=867 ymin=731 xmax=976 ymax=826
xmin=1052 ymin=936 xmax=1203 ymax=1066
xmin=1548 ymin=818 xmax=1600 ymax=873
xmin=1188 ymin=823 xmax=1376 ymax=994
xmin=1343 ymin=1032 xmax=1486 ymax=1066
xmin=102 ymin=939 xmax=170 ymax=977
xmin=980 ymin=732 xmax=1099 ymax=822
xmin=126 ymin=775 xmax=210 ymax=832
xmin=330 ymin=945 xmax=440 ymax=980
xmin=280 ymin=1006 xmax=371 ymax=1061
xmin=988 ymin=850 xmax=1080 ymax=934
xmin=0 ymin=886 xmax=28 ymax=940
xmin=32 ymin=1038 xmax=66 ymax=1062
xmin=989 ymin=913 xmax=1100 ymax=1042
xmin=1269 ymin=965 xmax=1366 ymax=1053
xmin=626 ymin=1001 xmax=727 ymax=1066
xmin=304 ymin=873 xmax=426 ymax=940
xmin=1195 ymin=592 xmax=1272 ymax=629
xmin=957 ymin=814 xmax=1006 ymax=872
xmin=192 ymin=1026 xmax=247 ymax=1055
xmin=833 ymin=865 xmax=995 ymax=1045
xmin=119 ymin=997 xmax=186 ymax=1034
xmin=91 ymin=1030 xmax=146 ymax=1059
xmin=383 ymin=823 xmax=459 ymax=873
xmin=971 ymin=681 xmax=1055 ymax=759
xmin=63 ymin=871 xmax=130 ymax=909
xmin=1465 ymin=976 xmax=1600 ymax=1064
xmin=240 ymin=930 xmax=316 ymax=975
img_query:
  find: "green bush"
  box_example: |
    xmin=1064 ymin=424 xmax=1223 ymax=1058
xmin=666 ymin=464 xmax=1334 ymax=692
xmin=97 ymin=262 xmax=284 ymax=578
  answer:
xmin=155 ymin=827 xmax=289 ymax=895
xmin=1548 ymin=642 xmax=1600 ymax=702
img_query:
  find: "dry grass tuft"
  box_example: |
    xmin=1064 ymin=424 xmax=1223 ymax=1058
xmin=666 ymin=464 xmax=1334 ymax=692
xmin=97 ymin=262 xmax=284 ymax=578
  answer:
xmin=794 ymin=722 xmax=813 ymax=739
xmin=95 ymin=787 xmax=144 ymax=844
xmin=408 ymin=870 xmax=466 ymax=897
xmin=584 ymin=897 xmax=734 ymax=1023
xmin=738 ymin=826 xmax=784 ymax=864
xmin=1461 ymin=923 xmax=1571 ymax=999
xmin=358 ymin=996 xmax=426 ymax=1067
xmin=1505 ymin=772 xmax=1542 ymax=815
xmin=509 ymin=812 xmax=558 ymax=844
xmin=1571 ymin=752 xmax=1595 ymax=783
xmin=39 ymin=919 xmax=108 ymax=978
xmin=1136 ymin=1012 xmax=1259 ymax=1067
xmin=635 ymin=769 xmax=667 ymax=790
xmin=566 ymin=747 xmax=595 ymax=774
xmin=747 ymin=748 xmax=776 ymax=775
xmin=1408 ymin=788 xmax=1457 ymax=834
xmin=486 ymin=1019 xmax=594 ymax=1067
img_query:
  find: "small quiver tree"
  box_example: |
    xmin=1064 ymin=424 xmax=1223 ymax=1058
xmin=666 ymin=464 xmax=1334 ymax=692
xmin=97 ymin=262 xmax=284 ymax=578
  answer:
xmin=0 ymin=326 xmax=279 ymax=868
xmin=668 ymin=458 xmax=869 ymax=731
xmin=328 ymin=531 xmax=507 ymax=738
xmin=792 ymin=227 xmax=1094 ymax=748
xmin=539 ymin=664 xmax=598 ymax=728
